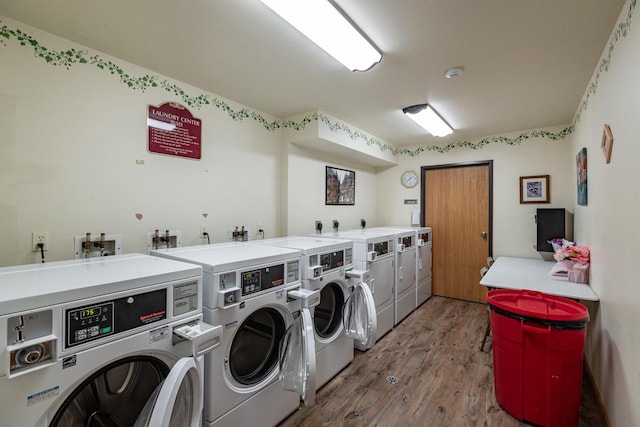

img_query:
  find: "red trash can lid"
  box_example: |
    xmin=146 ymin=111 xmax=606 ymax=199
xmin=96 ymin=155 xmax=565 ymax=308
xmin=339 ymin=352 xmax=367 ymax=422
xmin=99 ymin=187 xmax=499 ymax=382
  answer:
xmin=486 ymin=289 xmax=589 ymax=322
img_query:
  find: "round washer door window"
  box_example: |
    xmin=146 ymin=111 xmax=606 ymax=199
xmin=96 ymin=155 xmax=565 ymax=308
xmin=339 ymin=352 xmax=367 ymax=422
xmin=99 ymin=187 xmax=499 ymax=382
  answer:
xmin=229 ymin=307 xmax=286 ymax=386
xmin=50 ymin=356 xmax=170 ymax=426
xmin=314 ymin=283 xmax=345 ymax=339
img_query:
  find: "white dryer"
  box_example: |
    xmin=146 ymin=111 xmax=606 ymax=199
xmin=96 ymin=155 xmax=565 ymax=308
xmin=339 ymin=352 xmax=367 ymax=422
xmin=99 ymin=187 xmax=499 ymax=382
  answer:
xmin=251 ymin=236 xmax=376 ymax=390
xmin=151 ymin=244 xmax=317 ymax=427
xmin=414 ymin=227 xmax=433 ymax=307
xmin=369 ymin=227 xmax=418 ymax=325
xmin=314 ymin=229 xmax=395 ymax=349
xmin=0 ymin=253 xmax=221 ymax=427
xmin=369 ymin=226 xmax=433 ymax=308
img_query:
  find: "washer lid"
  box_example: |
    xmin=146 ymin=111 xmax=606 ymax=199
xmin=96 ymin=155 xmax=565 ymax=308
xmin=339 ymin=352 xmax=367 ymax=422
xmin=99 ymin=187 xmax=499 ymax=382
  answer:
xmin=151 ymin=244 xmax=301 ymax=273
xmin=251 ymin=236 xmax=351 ymax=254
xmin=0 ymin=254 xmax=201 ymax=315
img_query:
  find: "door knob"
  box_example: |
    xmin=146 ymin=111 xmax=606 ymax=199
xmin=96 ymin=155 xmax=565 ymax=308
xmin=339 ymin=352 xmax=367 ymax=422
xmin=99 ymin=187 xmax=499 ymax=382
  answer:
xmin=481 ymin=231 xmax=488 ymax=238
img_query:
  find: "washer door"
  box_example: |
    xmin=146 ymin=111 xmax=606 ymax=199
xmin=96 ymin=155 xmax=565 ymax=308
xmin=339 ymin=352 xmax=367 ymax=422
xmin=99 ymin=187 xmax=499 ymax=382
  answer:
xmin=228 ymin=307 xmax=287 ymax=386
xmin=314 ymin=282 xmax=346 ymax=340
xmin=343 ymin=281 xmax=377 ymax=350
xmin=48 ymin=355 xmax=192 ymax=427
xmin=133 ymin=357 xmax=203 ymax=427
xmin=279 ymin=307 xmax=316 ymax=406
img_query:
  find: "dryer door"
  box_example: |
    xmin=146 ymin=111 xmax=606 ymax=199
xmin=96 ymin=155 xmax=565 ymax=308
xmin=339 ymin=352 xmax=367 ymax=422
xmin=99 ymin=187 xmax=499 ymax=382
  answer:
xmin=343 ymin=281 xmax=377 ymax=350
xmin=278 ymin=307 xmax=316 ymax=406
xmin=133 ymin=356 xmax=203 ymax=427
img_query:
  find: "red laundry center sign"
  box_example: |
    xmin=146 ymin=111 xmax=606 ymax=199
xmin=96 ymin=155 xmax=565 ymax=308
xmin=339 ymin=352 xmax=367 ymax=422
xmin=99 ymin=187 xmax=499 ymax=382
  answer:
xmin=147 ymin=102 xmax=202 ymax=160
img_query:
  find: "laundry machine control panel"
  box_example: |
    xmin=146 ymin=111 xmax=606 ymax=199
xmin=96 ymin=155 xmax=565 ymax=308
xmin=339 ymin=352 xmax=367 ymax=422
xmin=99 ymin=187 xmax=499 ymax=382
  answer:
xmin=401 ymin=235 xmax=414 ymax=248
xmin=370 ymin=240 xmax=392 ymax=256
xmin=418 ymin=231 xmax=431 ymax=245
xmin=66 ymin=288 xmax=167 ymax=348
xmin=241 ymin=264 xmax=285 ymax=296
xmin=320 ymin=250 xmax=344 ymax=271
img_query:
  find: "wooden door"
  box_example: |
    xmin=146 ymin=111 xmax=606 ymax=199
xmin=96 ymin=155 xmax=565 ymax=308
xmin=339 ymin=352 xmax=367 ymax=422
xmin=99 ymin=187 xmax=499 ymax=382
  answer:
xmin=422 ymin=163 xmax=491 ymax=303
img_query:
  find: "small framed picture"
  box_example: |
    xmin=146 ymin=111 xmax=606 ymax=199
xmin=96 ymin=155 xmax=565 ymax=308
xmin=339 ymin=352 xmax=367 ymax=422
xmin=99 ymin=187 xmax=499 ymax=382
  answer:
xmin=326 ymin=166 xmax=355 ymax=205
xmin=601 ymin=124 xmax=614 ymax=164
xmin=519 ymin=175 xmax=550 ymax=204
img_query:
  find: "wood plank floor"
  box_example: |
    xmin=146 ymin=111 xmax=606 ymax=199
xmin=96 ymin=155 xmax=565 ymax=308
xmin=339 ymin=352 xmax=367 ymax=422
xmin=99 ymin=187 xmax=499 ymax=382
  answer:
xmin=279 ymin=296 xmax=607 ymax=427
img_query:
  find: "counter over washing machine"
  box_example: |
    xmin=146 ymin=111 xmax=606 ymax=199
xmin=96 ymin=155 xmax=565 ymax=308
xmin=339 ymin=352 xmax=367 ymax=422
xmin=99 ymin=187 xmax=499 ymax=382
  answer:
xmin=0 ymin=253 xmax=221 ymax=427
xmin=151 ymin=244 xmax=317 ymax=427
xmin=313 ymin=229 xmax=395 ymax=349
xmin=251 ymin=236 xmax=376 ymax=390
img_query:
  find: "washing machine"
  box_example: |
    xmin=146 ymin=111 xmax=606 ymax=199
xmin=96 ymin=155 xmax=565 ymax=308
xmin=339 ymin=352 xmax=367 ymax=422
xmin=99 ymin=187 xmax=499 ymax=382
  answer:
xmin=251 ymin=236 xmax=376 ymax=390
xmin=368 ymin=227 xmax=418 ymax=325
xmin=151 ymin=244 xmax=317 ymax=427
xmin=314 ymin=229 xmax=395 ymax=349
xmin=0 ymin=253 xmax=222 ymax=427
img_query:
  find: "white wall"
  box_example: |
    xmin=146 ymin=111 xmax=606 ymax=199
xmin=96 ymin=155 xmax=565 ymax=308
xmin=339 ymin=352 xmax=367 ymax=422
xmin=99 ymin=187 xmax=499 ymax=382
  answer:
xmin=0 ymin=17 xmax=283 ymax=266
xmin=568 ymin=1 xmax=640 ymax=424
xmin=285 ymin=143 xmax=379 ymax=236
xmin=376 ymin=125 xmax=574 ymax=258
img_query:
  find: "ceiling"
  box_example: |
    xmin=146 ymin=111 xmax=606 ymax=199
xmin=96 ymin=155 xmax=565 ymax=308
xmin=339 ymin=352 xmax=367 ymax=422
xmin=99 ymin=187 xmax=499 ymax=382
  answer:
xmin=0 ymin=0 xmax=627 ymax=147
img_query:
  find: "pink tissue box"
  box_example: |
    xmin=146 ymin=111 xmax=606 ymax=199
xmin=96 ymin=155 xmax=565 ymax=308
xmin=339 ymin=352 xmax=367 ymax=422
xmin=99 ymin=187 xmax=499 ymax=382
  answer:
xmin=568 ymin=263 xmax=589 ymax=284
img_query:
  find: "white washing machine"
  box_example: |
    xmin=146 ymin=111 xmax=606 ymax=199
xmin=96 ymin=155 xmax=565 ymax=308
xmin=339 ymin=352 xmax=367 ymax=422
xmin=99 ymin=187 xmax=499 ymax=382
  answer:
xmin=151 ymin=244 xmax=317 ymax=427
xmin=251 ymin=236 xmax=376 ymax=390
xmin=0 ymin=253 xmax=221 ymax=427
xmin=313 ymin=229 xmax=395 ymax=349
xmin=368 ymin=227 xmax=418 ymax=325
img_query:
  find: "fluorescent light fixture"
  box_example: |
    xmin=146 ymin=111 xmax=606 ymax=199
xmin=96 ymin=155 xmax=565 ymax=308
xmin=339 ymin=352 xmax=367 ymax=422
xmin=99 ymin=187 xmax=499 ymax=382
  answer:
xmin=402 ymin=104 xmax=453 ymax=137
xmin=260 ymin=0 xmax=382 ymax=71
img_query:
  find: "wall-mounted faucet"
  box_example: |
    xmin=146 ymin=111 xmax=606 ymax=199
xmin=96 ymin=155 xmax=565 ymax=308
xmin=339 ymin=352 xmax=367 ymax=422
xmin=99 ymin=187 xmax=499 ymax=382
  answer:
xmin=83 ymin=233 xmax=91 ymax=258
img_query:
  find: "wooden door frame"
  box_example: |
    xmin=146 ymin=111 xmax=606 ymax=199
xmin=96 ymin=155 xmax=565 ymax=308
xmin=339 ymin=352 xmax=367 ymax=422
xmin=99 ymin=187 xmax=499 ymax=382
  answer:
xmin=420 ymin=160 xmax=494 ymax=257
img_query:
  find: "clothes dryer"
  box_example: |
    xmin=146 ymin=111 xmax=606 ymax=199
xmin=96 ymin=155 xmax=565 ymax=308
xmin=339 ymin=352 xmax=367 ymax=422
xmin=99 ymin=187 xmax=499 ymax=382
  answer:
xmin=0 ymin=253 xmax=221 ymax=427
xmin=368 ymin=227 xmax=418 ymax=325
xmin=313 ymin=229 xmax=395 ymax=349
xmin=368 ymin=226 xmax=433 ymax=308
xmin=414 ymin=227 xmax=433 ymax=307
xmin=151 ymin=244 xmax=317 ymax=427
xmin=251 ymin=236 xmax=376 ymax=389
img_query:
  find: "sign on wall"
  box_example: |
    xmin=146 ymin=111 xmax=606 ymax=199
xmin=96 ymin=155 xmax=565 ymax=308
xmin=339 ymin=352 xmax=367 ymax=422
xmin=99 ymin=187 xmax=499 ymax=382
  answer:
xmin=147 ymin=102 xmax=202 ymax=160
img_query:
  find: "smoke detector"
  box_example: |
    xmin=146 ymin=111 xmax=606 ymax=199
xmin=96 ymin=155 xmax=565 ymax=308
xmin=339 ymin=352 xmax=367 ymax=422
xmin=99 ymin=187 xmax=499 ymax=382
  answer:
xmin=444 ymin=67 xmax=464 ymax=79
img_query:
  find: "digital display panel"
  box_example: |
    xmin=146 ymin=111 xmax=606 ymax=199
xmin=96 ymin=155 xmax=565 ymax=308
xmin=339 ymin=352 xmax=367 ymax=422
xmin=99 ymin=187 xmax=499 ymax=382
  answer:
xmin=80 ymin=307 xmax=101 ymax=319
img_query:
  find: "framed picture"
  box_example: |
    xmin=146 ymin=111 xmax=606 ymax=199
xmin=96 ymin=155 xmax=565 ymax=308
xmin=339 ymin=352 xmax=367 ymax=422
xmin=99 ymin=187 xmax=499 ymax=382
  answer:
xmin=577 ymin=148 xmax=588 ymax=206
xmin=326 ymin=166 xmax=355 ymax=205
xmin=519 ymin=175 xmax=550 ymax=204
xmin=601 ymin=124 xmax=614 ymax=164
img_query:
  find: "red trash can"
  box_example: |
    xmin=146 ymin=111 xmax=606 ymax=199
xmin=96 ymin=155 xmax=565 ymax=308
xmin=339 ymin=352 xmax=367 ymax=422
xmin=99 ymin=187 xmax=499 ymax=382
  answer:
xmin=487 ymin=289 xmax=589 ymax=427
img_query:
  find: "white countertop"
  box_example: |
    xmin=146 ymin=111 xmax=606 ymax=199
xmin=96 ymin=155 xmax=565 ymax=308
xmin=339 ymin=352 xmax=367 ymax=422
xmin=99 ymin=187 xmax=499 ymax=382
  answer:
xmin=480 ymin=256 xmax=599 ymax=301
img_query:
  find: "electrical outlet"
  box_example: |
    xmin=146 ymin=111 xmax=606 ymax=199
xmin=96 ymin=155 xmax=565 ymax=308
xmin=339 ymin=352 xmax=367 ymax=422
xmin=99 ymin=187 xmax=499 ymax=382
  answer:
xmin=32 ymin=232 xmax=49 ymax=252
xmin=200 ymin=225 xmax=207 ymax=237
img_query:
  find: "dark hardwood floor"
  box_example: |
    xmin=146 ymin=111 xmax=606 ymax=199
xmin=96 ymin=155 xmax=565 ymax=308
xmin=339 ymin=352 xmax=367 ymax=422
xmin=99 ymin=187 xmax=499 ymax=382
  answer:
xmin=279 ymin=296 xmax=607 ymax=427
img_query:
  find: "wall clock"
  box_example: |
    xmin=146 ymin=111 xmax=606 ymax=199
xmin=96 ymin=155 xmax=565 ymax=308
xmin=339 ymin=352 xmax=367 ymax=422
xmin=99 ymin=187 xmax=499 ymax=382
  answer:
xmin=401 ymin=170 xmax=418 ymax=188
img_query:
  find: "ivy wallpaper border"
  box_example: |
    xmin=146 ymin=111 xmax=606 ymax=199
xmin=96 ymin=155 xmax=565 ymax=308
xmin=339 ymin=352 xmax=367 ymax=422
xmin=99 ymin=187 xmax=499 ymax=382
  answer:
xmin=0 ymin=0 xmax=635 ymax=157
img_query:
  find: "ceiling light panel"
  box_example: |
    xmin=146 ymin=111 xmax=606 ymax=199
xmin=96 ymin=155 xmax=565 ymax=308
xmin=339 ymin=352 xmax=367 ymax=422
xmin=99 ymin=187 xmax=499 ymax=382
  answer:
xmin=402 ymin=104 xmax=453 ymax=137
xmin=260 ymin=0 xmax=382 ymax=71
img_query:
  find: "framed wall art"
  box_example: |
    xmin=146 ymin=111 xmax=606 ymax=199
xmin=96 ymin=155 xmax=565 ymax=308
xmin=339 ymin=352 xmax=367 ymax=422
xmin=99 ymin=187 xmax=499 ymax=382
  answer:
xmin=601 ymin=124 xmax=614 ymax=164
xmin=576 ymin=148 xmax=588 ymax=206
xmin=519 ymin=175 xmax=550 ymax=204
xmin=326 ymin=166 xmax=355 ymax=205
